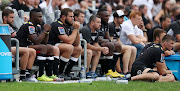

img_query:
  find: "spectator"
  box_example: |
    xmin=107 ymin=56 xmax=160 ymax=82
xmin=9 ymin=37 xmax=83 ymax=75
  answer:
xmin=171 ymin=6 xmax=180 ymax=21
xmin=131 ymin=35 xmax=175 ymax=82
xmin=48 ymin=8 xmax=82 ymax=80
xmin=0 ymin=0 xmax=12 ymax=11
xmin=74 ymin=9 xmax=85 ymax=28
xmin=16 ymin=9 xmax=59 ymax=81
xmin=97 ymin=9 xmax=123 ymax=77
xmin=61 ymin=0 xmax=76 ymax=9
xmin=139 ymin=5 xmax=154 ymax=33
xmin=2 ymin=8 xmax=37 ymax=82
xmin=154 ymin=0 xmax=171 ymax=24
xmin=80 ymin=15 xmax=109 ymax=78
xmin=10 ymin=0 xmax=24 ymax=11
xmin=120 ymin=11 xmax=146 ymax=57
xmin=149 ymin=15 xmax=171 ymax=42
xmin=39 ymin=0 xmax=61 ymax=13
xmin=108 ymin=10 xmax=137 ymax=75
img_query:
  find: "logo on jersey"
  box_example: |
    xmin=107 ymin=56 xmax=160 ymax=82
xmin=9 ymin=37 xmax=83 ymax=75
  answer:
xmin=29 ymin=26 xmax=35 ymax=34
xmin=58 ymin=27 xmax=65 ymax=34
xmin=160 ymin=54 xmax=165 ymax=63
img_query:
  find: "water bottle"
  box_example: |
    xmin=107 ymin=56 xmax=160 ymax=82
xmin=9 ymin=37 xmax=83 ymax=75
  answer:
xmin=53 ymin=78 xmax=64 ymax=82
xmin=81 ymin=67 xmax=86 ymax=79
xmin=115 ymin=80 xmax=128 ymax=84
xmin=79 ymin=79 xmax=92 ymax=83
xmin=95 ymin=77 xmax=112 ymax=81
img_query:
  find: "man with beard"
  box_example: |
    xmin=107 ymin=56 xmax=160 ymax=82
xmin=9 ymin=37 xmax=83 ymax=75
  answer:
xmin=49 ymin=8 xmax=82 ymax=80
xmin=2 ymin=9 xmax=37 ymax=82
xmin=97 ymin=9 xmax=122 ymax=77
xmin=16 ymin=9 xmax=58 ymax=81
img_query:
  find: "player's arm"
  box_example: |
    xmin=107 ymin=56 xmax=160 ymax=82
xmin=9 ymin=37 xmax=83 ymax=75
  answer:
xmin=156 ymin=62 xmax=172 ymax=75
xmin=42 ymin=24 xmax=51 ymax=44
xmin=58 ymin=22 xmax=79 ymax=44
xmin=73 ymin=31 xmax=80 ymax=46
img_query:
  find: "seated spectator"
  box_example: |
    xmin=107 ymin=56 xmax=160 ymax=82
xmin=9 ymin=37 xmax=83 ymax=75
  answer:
xmin=108 ymin=10 xmax=137 ymax=76
xmin=48 ymin=8 xmax=82 ymax=80
xmin=16 ymin=9 xmax=60 ymax=81
xmin=2 ymin=9 xmax=37 ymax=82
xmin=80 ymin=15 xmax=109 ymax=78
xmin=154 ymin=0 xmax=171 ymax=25
xmin=149 ymin=15 xmax=171 ymax=42
xmin=131 ymin=35 xmax=175 ymax=82
xmin=61 ymin=0 xmax=76 ymax=9
xmin=120 ymin=11 xmax=145 ymax=57
xmin=139 ymin=5 xmax=154 ymax=34
xmin=74 ymin=9 xmax=85 ymax=28
xmin=10 ymin=0 xmax=24 ymax=11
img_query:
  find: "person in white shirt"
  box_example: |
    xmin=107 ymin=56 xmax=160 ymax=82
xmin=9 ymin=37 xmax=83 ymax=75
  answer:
xmin=120 ymin=11 xmax=147 ymax=57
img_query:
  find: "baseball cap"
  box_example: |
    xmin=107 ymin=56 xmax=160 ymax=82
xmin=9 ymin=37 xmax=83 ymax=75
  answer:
xmin=113 ymin=10 xmax=126 ymax=18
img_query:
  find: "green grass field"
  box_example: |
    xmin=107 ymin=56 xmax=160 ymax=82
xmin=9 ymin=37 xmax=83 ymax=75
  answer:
xmin=0 ymin=81 xmax=180 ymax=91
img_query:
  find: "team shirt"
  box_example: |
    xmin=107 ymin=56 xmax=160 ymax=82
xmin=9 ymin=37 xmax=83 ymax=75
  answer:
xmin=132 ymin=44 xmax=165 ymax=69
xmin=98 ymin=24 xmax=109 ymax=39
xmin=108 ymin=21 xmax=121 ymax=41
xmin=80 ymin=25 xmax=99 ymax=44
xmin=48 ymin=18 xmax=73 ymax=45
xmin=16 ymin=21 xmax=42 ymax=47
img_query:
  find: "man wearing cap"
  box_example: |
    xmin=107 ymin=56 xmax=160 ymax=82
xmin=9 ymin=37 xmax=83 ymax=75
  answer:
xmin=109 ymin=10 xmax=137 ymax=76
xmin=120 ymin=11 xmax=147 ymax=57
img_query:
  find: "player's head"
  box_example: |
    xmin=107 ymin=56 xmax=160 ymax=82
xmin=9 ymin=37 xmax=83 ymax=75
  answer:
xmin=97 ymin=8 xmax=109 ymax=24
xmin=113 ymin=10 xmax=125 ymax=24
xmin=161 ymin=35 xmax=175 ymax=51
xmin=2 ymin=9 xmax=14 ymax=26
xmin=60 ymin=8 xmax=74 ymax=26
xmin=74 ymin=9 xmax=85 ymax=24
xmin=153 ymin=28 xmax=166 ymax=43
xmin=89 ymin=15 xmax=101 ymax=30
xmin=30 ymin=8 xmax=42 ymax=25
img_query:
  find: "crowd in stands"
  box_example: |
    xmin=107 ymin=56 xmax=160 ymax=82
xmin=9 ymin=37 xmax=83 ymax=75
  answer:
xmin=0 ymin=0 xmax=179 ymax=82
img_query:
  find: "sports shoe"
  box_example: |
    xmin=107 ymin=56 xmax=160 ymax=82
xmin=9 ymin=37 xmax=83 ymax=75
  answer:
xmin=22 ymin=75 xmax=38 ymax=82
xmin=105 ymin=69 xmax=120 ymax=78
xmin=114 ymin=71 xmax=125 ymax=78
xmin=37 ymin=74 xmax=54 ymax=81
xmin=86 ymin=72 xmax=98 ymax=78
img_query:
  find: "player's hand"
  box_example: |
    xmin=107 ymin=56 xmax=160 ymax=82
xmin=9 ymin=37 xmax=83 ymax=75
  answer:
xmin=73 ymin=21 xmax=80 ymax=30
xmin=43 ymin=24 xmax=51 ymax=32
xmin=102 ymin=47 xmax=109 ymax=55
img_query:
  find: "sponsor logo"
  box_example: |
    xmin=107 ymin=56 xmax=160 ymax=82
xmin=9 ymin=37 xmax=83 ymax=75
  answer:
xmin=0 ymin=52 xmax=11 ymax=56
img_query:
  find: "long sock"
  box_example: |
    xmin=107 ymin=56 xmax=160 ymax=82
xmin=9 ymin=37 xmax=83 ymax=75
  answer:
xmin=20 ymin=70 xmax=26 ymax=80
xmin=59 ymin=56 xmax=69 ymax=74
xmin=100 ymin=59 xmax=106 ymax=75
xmin=106 ymin=59 xmax=113 ymax=73
xmin=25 ymin=69 xmax=31 ymax=78
xmin=45 ymin=55 xmax=54 ymax=76
xmin=64 ymin=60 xmax=76 ymax=74
xmin=53 ymin=56 xmax=59 ymax=75
xmin=111 ymin=54 xmax=119 ymax=72
xmin=37 ymin=53 xmax=46 ymax=77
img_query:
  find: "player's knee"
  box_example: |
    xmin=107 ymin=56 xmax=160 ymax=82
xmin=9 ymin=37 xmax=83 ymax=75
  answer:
xmin=152 ymin=73 xmax=160 ymax=80
xmin=167 ymin=74 xmax=175 ymax=82
xmin=39 ymin=45 xmax=47 ymax=52
xmin=87 ymin=49 xmax=93 ymax=57
xmin=116 ymin=43 xmax=122 ymax=52
xmin=29 ymin=48 xmax=36 ymax=56
xmin=65 ymin=44 xmax=74 ymax=53
xmin=131 ymin=46 xmax=137 ymax=52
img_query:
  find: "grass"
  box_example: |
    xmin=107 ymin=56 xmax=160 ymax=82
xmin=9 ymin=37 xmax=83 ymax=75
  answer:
xmin=0 ymin=81 xmax=180 ymax=91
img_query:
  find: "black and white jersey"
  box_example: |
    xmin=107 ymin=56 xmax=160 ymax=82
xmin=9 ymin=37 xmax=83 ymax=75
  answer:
xmin=132 ymin=44 xmax=165 ymax=69
xmin=80 ymin=25 xmax=99 ymax=44
xmin=16 ymin=21 xmax=42 ymax=47
xmin=108 ymin=22 xmax=121 ymax=41
xmin=98 ymin=24 xmax=109 ymax=39
xmin=48 ymin=19 xmax=73 ymax=45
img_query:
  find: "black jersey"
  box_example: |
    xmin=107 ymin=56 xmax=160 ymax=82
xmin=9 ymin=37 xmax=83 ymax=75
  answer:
xmin=16 ymin=21 xmax=42 ymax=47
xmin=108 ymin=22 xmax=121 ymax=40
xmin=141 ymin=42 xmax=161 ymax=53
xmin=48 ymin=19 xmax=73 ymax=45
xmin=98 ymin=24 xmax=109 ymax=39
xmin=133 ymin=44 xmax=164 ymax=68
xmin=80 ymin=25 xmax=99 ymax=44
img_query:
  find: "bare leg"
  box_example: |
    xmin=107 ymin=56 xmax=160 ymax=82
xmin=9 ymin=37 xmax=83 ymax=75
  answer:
xmin=131 ymin=68 xmax=159 ymax=81
xmin=27 ymin=48 xmax=36 ymax=69
xmin=53 ymin=46 xmax=60 ymax=56
xmin=57 ymin=43 xmax=74 ymax=59
xmin=116 ymin=58 xmax=122 ymax=73
xmin=128 ymin=46 xmax=137 ymax=72
xmin=91 ymin=50 xmax=101 ymax=72
xmin=71 ymin=45 xmax=82 ymax=58
xmin=81 ymin=49 xmax=93 ymax=72
xmin=121 ymin=45 xmax=131 ymax=73
xmin=158 ymin=74 xmax=175 ymax=82
xmin=11 ymin=47 xmax=29 ymax=70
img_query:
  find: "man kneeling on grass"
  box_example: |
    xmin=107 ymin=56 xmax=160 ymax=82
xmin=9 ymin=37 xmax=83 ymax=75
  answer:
xmin=131 ymin=35 xmax=176 ymax=82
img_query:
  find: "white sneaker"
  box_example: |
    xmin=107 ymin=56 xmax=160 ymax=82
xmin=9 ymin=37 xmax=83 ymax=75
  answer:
xmin=23 ymin=75 xmax=38 ymax=82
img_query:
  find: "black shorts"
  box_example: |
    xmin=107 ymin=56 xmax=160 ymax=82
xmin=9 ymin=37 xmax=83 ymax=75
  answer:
xmin=131 ymin=65 xmax=147 ymax=77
